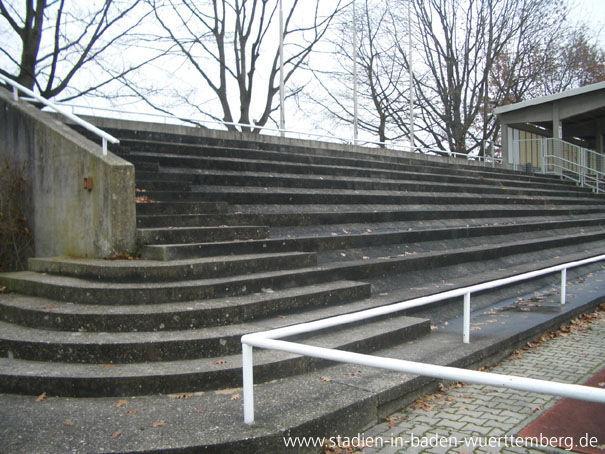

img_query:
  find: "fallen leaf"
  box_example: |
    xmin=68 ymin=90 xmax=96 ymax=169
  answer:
xmin=230 ymin=393 xmax=241 ymax=401
xmin=150 ymin=420 xmax=166 ymax=428
xmin=213 ymin=359 xmax=227 ymax=365
xmin=193 ymin=409 xmax=204 ymax=414
xmin=114 ymin=399 xmax=128 ymax=408
xmin=174 ymin=393 xmax=192 ymax=399
xmin=345 ymin=371 xmax=361 ymax=377
xmin=35 ymin=392 xmax=46 ymax=402
xmin=110 ymin=430 xmax=122 ymax=439
xmin=99 ymin=364 xmax=116 ymax=368
xmin=386 ymin=416 xmax=400 ymax=428
xmin=124 ymin=409 xmax=139 ymax=415
xmin=319 ymin=376 xmax=332 ymax=382
xmin=64 ymin=419 xmax=75 ymax=426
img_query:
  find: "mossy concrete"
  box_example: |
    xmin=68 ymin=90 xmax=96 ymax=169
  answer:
xmin=0 ymin=87 xmax=135 ymax=258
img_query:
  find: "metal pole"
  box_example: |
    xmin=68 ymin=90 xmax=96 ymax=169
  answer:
xmin=242 ymin=343 xmax=255 ymax=424
xmin=560 ymin=268 xmax=567 ymax=305
xmin=352 ymin=0 xmax=359 ymax=146
xmin=279 ymin=0 xmax=285 ymax=137
xmin=463 ymin=292 xmax=471 ymax=344
xmin=408 ymin=0 xmax=415 ymax=152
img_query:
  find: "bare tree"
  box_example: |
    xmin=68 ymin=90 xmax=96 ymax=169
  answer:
xmin=395 ymin=0 xmax=573 ymax=155
xmin=147 ymin=0 xmax=343 ymax=133
xmin=0 ymin=0 xmax=153 ymax=101
xmin=305 ymin=0 xmax=422 ymax=146
xmin=493 ymin=24 xmax=605 ymax=106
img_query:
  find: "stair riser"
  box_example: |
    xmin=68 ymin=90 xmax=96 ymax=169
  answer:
xmin=0 ymin=283 xmax=371 ymax=332
xmin=192 ymin=173 xmax=579 ymax=198
xmin=143 ymin=220 xmax=605 ymax=260
xmin=0 ymin=319 xmax=430 ymax=397
xmin=0 ymin=268 xmax=340 ymax=305
xmin=135 ymin=171 xmax=196 ymax=182
xmin=136 ymin=208 xmax=605 ymax=228
xmin=122 ymin=144 xmax=574 ymax=189
xmin=136 ymin=181 xmax=191 ymax=191
xmin=141 ymin=190 xmax=599 ymax=207
xmin=141 ymin=154 xmax=580 ymax=192
xmin=29 ymin=253 xmax=317 ymax=282
xmin=136 ymin=201 xmax=228 ymax=216
xmin=137 ymin=226 xmax=270 ymax=245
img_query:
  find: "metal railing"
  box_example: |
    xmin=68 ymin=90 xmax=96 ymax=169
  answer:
xmin=0 ymin=75 xmax=119 ymax=155
xmin=241 ymin=253 xmax=605 ymax=424
xmin=56 ymin=102 xmax=501 ymax=165
xmin=515 ymin=138 xmax=604 ymax=193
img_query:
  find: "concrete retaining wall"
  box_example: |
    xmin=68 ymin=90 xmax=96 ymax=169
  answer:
xmin=0 ymin=88 xmax=135 ymax=258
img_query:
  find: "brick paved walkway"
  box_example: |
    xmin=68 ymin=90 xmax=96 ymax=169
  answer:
xmin=359 ymin=308 xmax=605 ymax=454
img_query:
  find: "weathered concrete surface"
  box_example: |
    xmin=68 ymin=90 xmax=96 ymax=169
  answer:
xmin=0 ymin=87 xmax=135 ymax=258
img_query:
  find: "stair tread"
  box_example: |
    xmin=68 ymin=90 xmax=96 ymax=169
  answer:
xmin=126 ymin=149 xmax=572 ymax=187
xmin=0 ymin=280 xmax=367 ymax=319
xmin=28 ymin=252 xmax=315 ymax=281
xmin=0 ymin=313 xmax=429 ymax=374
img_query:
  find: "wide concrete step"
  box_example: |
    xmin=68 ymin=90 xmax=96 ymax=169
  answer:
xmin=135 ymin=170 xmax=196 ymax=182
xmin=136 ymin=204 xmax=605 ymax=228
xmin=120 ymin=143 xmax=571 ymax=189
xmin=0 ymin=281 xmax=371 ymax=331
xmin=141 ymin=218 xmax=605 ymax=260
xmin=141 ymin=186 xmax=601 ymax=207
xmin=124 ymin=151 xmax=579 ymax=192
xmin=0 ymin=313 xmax=430 ymax=396
xmin=0 ymin=265 xmax=341 ymax=305
xmin=28 ymin=252 xmax=316 ymax=282
xmin=135 ymin=180 xmax=191 ymax=191
xmin=136 ymin=225 xmax=270 ymax=244
xmin=188 ymin=169 xmax=586 ymax=198
xmin=136 ymin=201 xmax=228 ymax=215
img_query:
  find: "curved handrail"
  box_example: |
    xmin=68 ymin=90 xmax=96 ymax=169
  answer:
xmin=0 ymin=74 xmax=119 ymax=155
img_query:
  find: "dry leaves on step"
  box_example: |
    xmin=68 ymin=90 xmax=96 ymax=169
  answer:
xmin=114 ymin=399 xmax=128 ymax=408
xmin=35 ymin=392 xmax=46 ymax=402
xmin=150 ymin=420 xmax=166 ymax=428
xmin=110 ymin=430 xmax=122 ymax=439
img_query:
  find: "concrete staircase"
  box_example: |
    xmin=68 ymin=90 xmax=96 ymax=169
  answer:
xmin=1 ymin=129 xmax=605 ymax=452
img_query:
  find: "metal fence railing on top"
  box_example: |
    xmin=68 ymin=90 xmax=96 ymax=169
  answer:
xmin=0 ymin=75 xmax=119 ymax=156
xmin=515 ymin=137 xmax=604 ymax=193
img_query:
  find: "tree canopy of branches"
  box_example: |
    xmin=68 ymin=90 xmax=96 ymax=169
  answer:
xmin=0 ymin=0 xmax=152 ymax=101
xmin=311 ymin=0 xmax=604 ymax=154
xmin=306 ymin=0 xmax=418 ymax=146
xmin=147 ymin=0 xmax=343 ymax=132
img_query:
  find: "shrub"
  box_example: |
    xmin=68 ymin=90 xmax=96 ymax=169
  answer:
xmin=0 ymin=159 xmax=33 ymax=271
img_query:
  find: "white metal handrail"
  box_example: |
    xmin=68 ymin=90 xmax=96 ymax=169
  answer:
xmin=543 ymin=153 xmax=604 ymax=193
xmin=0 ymin=75 xmax=119 ymax=155
xmin=241 ymin=253 xmax=605 ymax=424
xmin=514 ymin=137 xmax=603 ymax=193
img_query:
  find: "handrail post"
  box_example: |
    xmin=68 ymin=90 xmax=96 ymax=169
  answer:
xmin=560 ymin=268 xmax=567 ymax=305
xmin=12 ymin=86 xmax=19 ymax=101
xmin=463 ymin=292 xmax=471 ymax=344
xmin=102 ymin=138 xmax=108 ymax=156
xmin=242 ymin=342 xmax=255 ymax=425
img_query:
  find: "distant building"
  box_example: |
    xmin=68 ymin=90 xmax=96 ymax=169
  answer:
xmin=495 ymin=82 xmax=605 ymax=186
